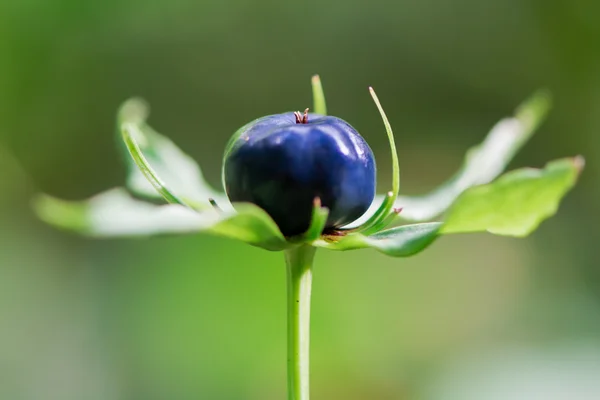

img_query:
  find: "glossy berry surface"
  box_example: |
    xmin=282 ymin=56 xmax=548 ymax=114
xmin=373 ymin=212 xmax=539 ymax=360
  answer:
xmin=223 ymin=112 xmax=376 ymax=237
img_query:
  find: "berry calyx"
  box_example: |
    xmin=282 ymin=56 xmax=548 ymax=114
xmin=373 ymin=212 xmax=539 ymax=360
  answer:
xmin=294 ymin=108 xmax=310 ymax=124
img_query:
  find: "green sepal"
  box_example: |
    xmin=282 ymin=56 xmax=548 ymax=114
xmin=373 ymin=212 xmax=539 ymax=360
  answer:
xmin=354 ymin=87 xmax=400 ymax=234
xmin=299 ymin=198 xmax=329 ymax=243
xmin=354 ymin=191 xmax=395 ymax=234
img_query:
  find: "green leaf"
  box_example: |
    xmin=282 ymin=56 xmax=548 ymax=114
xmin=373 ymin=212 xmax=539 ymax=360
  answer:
xmin=351 ymin=90 xmax=552 ymax=227
xmin=117 ymin=98 xmax=229 ymax=210
xmin=396 ymin=90 xmax=552 ymax=222
xmin=311 ymin=75 xmax=327 ymax=115
xmin=33 ymin=188 xmax=289 ymax=251
xmin=34 ymin=188 xmax=200 ymax=235
xmin=35 ymin=89 xmax=580 ymax=257
xmin=441 ymin=156 xmax=583 ymax=236
xmin=315 ymin=222 xmax=441 ymax=257
xmin=34 ymin=156 xmax=581 ymax=254
xmin=319 ymin=156 xmax=582 ymax=257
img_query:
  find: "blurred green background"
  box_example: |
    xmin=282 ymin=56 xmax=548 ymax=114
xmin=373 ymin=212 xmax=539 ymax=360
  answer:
xmin=1 ymin=0 xmax=599 ymax=399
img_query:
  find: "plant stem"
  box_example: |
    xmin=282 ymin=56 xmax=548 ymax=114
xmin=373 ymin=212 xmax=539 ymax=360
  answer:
xmin=285 ymin=244 xmax=316 ymax=400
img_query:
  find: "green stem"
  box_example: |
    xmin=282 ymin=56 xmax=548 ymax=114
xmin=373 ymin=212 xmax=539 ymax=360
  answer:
xmin=285 ymin=245 xmax=316 ymax=400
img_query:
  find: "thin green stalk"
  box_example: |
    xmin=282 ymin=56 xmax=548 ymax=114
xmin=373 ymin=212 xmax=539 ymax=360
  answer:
xmin=285 ymin=245 xmax=316 ymax=400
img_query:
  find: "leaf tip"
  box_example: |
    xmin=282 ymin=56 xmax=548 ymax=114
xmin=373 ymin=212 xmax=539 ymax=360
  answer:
xmin=573 ymin=155 xmax=585 ymax=174
xmin=315 ymin=196 xmax=330 ymax=215
xmin=32 ymin=193 xmax=88 ymax=232
xmin=516 ymin=89 xmax=553 ymax=130
xmin=32 ymin=193 xmax=56 ymax=220
xmin=311 ymin=74 xmax=328 ymax=115
xmin=118 ymin=97 xmax=149 ymax=125
xmin=312 ymin=196 xmax=329 ymax=214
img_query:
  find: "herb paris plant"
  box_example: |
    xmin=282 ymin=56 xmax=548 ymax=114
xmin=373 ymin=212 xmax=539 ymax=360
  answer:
xmin=34 ymin=76 xmax=583 ymax=400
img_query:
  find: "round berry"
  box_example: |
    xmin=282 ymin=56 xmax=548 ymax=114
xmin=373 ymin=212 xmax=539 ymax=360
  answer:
xmin=223 ymin=111 xmax=376 ymax=237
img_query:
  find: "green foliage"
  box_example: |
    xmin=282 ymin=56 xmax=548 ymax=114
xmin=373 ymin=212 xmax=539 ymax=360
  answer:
xmin=33 ymin=78 xmax=582 ymax=257
xmin=315 ymin=156 xmax=582 ymax=256
xmin=356 ymin=90 xmax=554 ymax=225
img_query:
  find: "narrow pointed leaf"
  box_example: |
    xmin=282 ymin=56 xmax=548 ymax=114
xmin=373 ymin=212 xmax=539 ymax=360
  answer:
xmin=441 ymin=157 xmax=583 ymax=236
xmin=353 ymin=87 xmax=400 ymax=233
xmin=117 ymin=98 xmax=229 ymax=210
xmin=33 ymin=188 xmax=288 ymax=251
xmin=311 ymin=75 xmax=327 ymax=115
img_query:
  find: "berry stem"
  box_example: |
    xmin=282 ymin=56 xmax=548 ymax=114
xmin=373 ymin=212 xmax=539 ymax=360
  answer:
xmin=285 ymin=244 xmax=316 ymax=400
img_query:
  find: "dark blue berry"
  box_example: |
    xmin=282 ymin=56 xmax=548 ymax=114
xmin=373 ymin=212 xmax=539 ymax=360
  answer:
xmin=223 ymin=111 xmax=376 ymax=237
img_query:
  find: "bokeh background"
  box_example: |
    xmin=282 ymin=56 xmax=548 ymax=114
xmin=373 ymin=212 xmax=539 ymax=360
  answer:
xmin=1 ymin=0 xmax=599 ymax=399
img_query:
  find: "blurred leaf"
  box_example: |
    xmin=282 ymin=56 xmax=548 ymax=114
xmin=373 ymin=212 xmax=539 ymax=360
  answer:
xmin=350 ymin=90 xmax=552 ymax=228
xmin=118 ymin=98 xmax=230 ymax=210
xmin=33 ymin=188 xmax=289 ymax=251
xmin=35 ymin=188 xmax=206 ymax=236
xmin=396 ymin=90 xmax=552 ymax=222
xmin=441 ymin=157 xmax=584 ymax=236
